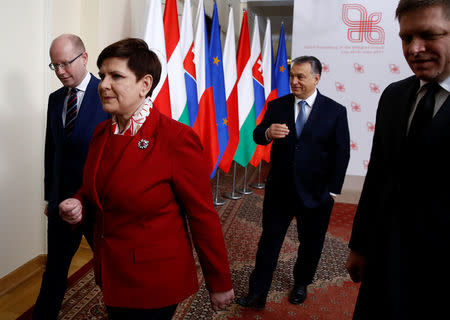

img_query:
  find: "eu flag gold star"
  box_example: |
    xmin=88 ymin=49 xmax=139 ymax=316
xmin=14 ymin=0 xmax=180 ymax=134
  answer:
xmin=279 ymin=65 xmax=286 ymax=72
xmin=213 ymin=56 xmax=220 ymax=65
xmin=222 ymin=118 xmax=228 ymax=126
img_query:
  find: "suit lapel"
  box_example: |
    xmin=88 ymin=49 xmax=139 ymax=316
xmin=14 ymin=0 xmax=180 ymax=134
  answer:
xmin=53 ymin=88 xmax=68 ymax=143
xmin=393 ymin=77 xmax=420 ymax=157
xmin=279 ymin=94 xmax=296 ymax=141
xmin=72 ymin=76 xmax=98 ymax=137
xmin=305 ymin=91 xmax=323 ymax=131
xmin=431 ymin=94 xmax=450 ymax=130
xmin=298 ymin=91 xmax=326 ymax=140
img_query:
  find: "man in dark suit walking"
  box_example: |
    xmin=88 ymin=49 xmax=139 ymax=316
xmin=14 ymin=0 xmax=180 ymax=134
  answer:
xmin=346 ymin=0 xmax=450 ymax=319
xmin=33 ymin=34 xmax=109 ymax=320
xmin=237 ymin=56 xmax=350 ymax=308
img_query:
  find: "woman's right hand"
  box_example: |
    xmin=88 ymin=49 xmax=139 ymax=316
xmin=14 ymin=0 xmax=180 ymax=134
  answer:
xmin=59 ymin=198 xmax=83 ymax=224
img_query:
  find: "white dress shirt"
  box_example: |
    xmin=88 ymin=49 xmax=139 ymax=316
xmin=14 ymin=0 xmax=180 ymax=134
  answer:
xmin=294 ymin=89 xmax=317 ymax=122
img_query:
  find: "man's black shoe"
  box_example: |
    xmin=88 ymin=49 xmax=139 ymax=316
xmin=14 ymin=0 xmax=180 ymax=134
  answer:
xmin=289 ymin=284 xmax=307 ymax=304
xmin=236 ymin=293 xmax=267 ymax=309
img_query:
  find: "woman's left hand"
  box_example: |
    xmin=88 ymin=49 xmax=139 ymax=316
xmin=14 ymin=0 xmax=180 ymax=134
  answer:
xmin=209 ymin=289 xmax=235 ymax=311
xmin=59 ymin=198 xmax=83 ymax=224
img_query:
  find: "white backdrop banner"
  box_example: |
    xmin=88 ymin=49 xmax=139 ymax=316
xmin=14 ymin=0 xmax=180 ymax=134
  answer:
xmin=291 ymin=0 xmax=412 ymax=176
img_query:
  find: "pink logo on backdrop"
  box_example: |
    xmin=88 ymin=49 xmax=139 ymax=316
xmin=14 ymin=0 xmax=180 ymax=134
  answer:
xmin=335 ymin=82 xmax=345 ymax=92
xmin=389 ymin=64 xmax=400 ymax=74
xmin=354 ymin=63 xmax=364 ymax=73
xmin=351 ymin=140 xmax=358 ymax=150
xmin=322 ymin=63 xmax=330 ymax=73
xmin=342 ymin=4 xmax=385 ymax=44
xmin=363 ymin=160 xmax=369 ymax=170
xmin=351 ymin=102 xmax=361 ymax=112
xmin=367 ymin=121 xmax=375 ymax=132
xmin=369 ymin=83 xmax=380 ymax=93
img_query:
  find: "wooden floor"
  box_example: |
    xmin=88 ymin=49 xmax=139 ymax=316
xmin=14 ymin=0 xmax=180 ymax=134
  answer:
xmin=0 ymin=238 xmax=93 ymax=320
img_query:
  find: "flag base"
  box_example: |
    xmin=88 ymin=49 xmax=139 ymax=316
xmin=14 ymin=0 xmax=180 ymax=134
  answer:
xmin=223 ymin=191 xmax=242 ymax=200
xmin=214 ymin=197 xmax=226 ymax=206
xmin=250 ymin=182 xmax=265 ymax=189
xmin=238 ymin=187 xmax=253 ymax=195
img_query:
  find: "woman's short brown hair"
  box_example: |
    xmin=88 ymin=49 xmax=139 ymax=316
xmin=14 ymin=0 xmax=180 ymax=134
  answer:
xmin=97 ymin=38 xmax=161 ymax=97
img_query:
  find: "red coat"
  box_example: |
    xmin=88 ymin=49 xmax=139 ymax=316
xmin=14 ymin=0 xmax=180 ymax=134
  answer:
xmin=75 ymin=107 xmax=232 ymax=308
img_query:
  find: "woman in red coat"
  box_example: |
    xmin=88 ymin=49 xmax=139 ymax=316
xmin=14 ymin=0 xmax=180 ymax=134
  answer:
xmin=59 ymin=38 xmax=234 ymax=320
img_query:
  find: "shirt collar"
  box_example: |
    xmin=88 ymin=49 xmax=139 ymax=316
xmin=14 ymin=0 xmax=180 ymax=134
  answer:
xmin=294 ymin=89 xmax=317 ymax=108
xmin=111 ymin=97 xmax=153 ymax=136
xmin=419 ymin=75 xmax=450 ymax=93
xmin=70 ymin=72 xmax=91 ymax=93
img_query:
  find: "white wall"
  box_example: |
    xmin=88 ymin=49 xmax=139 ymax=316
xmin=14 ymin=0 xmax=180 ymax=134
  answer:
xmin=0 ymin=0 xmax=48 ymax=278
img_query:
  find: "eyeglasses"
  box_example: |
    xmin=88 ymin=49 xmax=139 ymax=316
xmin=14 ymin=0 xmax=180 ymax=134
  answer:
xmin=48 ymin=52 xmax=84 ymax=71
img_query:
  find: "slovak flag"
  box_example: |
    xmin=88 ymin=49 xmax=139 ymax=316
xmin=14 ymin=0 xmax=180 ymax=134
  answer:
xmin=252 ymin=18 xmax=278 ymax=165
xmin=248 ymin=15 xmax=266 ymax=168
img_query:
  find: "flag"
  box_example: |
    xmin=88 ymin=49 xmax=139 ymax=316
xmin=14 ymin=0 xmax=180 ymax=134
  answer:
xmin=274 ymin=23 xmax=290 ymax=97
xmin=250 ymin=19 xmax=278 ymax=165
xmin=233 ymin=11 xmax=257 ymax=167
xmin=209 ymin=2 xmax=228 ymax=176
xmin=180 ymin=0 xmax=198 ymax=127
xmin=263 ymin=19 xmax=278 ymax=107
xmin=248 ymin=15 xmax=265 ymax=168
xmin=263 ymin=21 xmax=278 ymax=163
xmin=143 ymin=0 xmax=171 ymax=117
xmin=163 ymin=0 xmax=189 ymax=125
xmin=218 ymin=6 xmax=239 ymax=173
xmin=193 ymin=0 xmax=219 ymax=176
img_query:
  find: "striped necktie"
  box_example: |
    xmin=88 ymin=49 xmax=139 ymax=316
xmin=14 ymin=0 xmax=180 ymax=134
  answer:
xmin=65 ymin=88 xmax=78 ymax=136
xmin=296 ymin=100 xmax=307 ymax=138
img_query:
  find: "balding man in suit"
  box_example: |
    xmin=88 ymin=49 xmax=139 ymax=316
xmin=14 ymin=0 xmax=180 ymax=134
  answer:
xmin=33 ymin=34 xmax=109 ymax=320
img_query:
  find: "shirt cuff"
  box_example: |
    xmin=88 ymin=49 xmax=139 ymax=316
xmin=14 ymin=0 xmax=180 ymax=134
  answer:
xmin=265 ymin=128 xmax=272 ymax=142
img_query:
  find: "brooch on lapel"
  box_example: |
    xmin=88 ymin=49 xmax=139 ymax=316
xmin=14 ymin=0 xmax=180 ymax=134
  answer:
xmin=137 ymin=139 xmax=150 ymax=150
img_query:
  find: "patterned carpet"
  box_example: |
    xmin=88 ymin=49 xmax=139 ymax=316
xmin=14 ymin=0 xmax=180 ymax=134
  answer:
xmin=18 ymin=166 xmax=360 ymax=319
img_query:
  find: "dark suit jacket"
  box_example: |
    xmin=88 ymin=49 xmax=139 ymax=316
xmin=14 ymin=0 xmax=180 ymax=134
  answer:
xmin=348 ymin=75 xmax=450 ymax=317
xmin=74 ymin=107 xmax=233 ymax=309
xmin=254 ymin=92 xmax=350 ymax=208
xmin=44 ymin=75 xmax=109 ymax=211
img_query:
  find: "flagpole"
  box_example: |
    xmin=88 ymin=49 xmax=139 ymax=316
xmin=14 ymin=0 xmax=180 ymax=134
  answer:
xmin=213 ymin=170 xmax=226 ymax=206
xmin=250 ymin=162 xmax=265 ymax=189
xmin=224 ymin=162 xmax=242 ymax=200
xmin=238 ymin=165 xmax=253 ymax=195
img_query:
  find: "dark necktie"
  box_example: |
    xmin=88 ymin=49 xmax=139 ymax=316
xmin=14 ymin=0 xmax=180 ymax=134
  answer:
xmin=296 ymin=100 xmax=307 ymax=138
xmin=408 ymin=82 xmax=439 ymax=141
xmin=65 ymin=88 xmax=78 ymax=136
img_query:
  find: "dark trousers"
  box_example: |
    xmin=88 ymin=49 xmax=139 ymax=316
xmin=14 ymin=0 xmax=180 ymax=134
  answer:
xmin=106 ymin=304 xmax=177 ymax=320
xmin=248 ymin=186 xmax=333 ymax=296
xmin=32 ymin=208 xmax=93 ymax=320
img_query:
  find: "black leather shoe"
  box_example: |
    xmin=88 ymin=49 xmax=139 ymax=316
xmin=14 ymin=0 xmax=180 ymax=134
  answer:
xmin=289 ymin=285 xmax=307 ymax=304
xmin=236 ymin=293 xmax=267 ymax=309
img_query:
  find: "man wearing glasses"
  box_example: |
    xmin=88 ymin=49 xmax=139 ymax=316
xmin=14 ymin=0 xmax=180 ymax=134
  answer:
xmin=33 ymin=34 xmax=109 ymax=320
